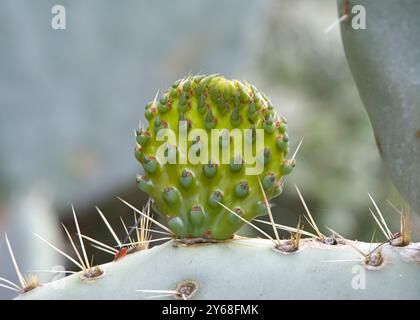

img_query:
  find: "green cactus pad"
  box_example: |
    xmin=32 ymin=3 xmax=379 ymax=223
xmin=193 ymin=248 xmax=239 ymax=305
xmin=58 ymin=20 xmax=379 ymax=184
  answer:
xmin=135 ymin=75 xmax=294 ymax=240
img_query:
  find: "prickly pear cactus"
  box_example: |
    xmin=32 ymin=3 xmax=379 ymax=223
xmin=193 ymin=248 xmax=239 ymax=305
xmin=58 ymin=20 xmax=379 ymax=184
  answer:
xmin=14 ymin=239 xmax=420 ymax=299
xmin=4 ymin=74 xmax=420 ymax=300
xmin=135 ymin=75 xmax=293 ymax=240
xmin=337 ymin=0 xmax=420 ymax=214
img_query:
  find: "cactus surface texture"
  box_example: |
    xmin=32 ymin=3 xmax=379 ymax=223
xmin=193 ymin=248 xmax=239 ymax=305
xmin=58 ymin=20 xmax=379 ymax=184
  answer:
xmin=135 ymin=75 xmax=293 ymax=240
xmin=338 ymin=0 xmax=420 ymax=214
xmin=15 ymin=239 xmax=420 ymax=299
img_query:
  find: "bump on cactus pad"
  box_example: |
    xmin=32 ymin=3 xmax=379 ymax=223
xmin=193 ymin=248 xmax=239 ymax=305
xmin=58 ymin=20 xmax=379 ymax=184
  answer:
xmin=135 ymin=75 xmax=294 ymax=240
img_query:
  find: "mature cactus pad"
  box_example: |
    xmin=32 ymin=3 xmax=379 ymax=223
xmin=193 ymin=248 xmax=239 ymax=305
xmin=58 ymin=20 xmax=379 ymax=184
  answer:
xmin=337 ymin=0 xmax=420 ymax=215
xmin=135 ymin=75 xmax=293 ymax=240
xmin=15 ymin=239 xmax=420 ymax=300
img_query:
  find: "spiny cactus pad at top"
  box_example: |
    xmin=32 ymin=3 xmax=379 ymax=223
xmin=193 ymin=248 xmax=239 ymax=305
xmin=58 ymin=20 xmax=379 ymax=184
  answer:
xmin=135 ymin=75 xmax=294 ymax=240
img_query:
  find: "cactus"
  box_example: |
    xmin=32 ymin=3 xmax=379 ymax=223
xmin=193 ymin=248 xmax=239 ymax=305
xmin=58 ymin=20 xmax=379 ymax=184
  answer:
xmin=2 ymin=74 xmax=420 ymax=300
xmin=135 ymin=75 xmax=294 ymax=241
xmin=337 ymin=0 xmax=420 ymax=214
xmin=12 ymin=238 xmax=420 ymax=299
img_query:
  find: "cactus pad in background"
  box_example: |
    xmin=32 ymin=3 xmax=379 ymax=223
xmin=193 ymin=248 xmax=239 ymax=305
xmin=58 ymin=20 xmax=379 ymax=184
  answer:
xmin=338 ymin=0 xmax=420 ymax=214
xmin=135 ymin=75 xmax=295 ymax=240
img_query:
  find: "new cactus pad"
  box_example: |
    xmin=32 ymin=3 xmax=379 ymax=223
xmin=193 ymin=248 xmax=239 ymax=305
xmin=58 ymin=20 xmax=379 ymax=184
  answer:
xmin=135 ymin=75 xmax=294 ymax=240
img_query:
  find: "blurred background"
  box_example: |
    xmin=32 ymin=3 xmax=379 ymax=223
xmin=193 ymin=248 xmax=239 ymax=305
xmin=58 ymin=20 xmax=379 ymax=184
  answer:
xmin=1 ymin=0 xmax=418 ymax=299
